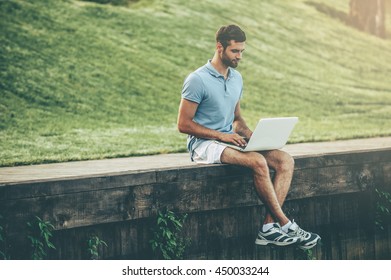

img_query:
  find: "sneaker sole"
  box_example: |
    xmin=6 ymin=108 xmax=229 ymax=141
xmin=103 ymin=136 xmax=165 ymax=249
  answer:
xmin=255 ymin=238 xmax=298 ymax=247
xmin=298 ymin=237 xmax=321 ymax=250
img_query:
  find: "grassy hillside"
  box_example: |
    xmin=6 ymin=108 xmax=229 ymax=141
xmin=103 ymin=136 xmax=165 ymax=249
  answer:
xmin=1 ymin=0 xmax=391 ymax=166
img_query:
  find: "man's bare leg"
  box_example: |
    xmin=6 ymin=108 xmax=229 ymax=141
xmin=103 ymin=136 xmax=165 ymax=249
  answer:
xmin=260 ymin=150 xmax=294 ymax=225
xmin=220 ymin=148 xmax=291 ymax=226
xmin=221 ymin=147 xmax=321 ymax=248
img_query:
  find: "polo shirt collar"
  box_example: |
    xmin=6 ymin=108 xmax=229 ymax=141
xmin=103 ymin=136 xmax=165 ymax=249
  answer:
xmin=206 ymin=60 xmax=232 ymax=79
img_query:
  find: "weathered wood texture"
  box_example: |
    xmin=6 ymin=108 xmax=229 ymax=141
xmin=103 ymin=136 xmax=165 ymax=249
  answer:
xmin=0 ymin=148 xmax=390 ymax=259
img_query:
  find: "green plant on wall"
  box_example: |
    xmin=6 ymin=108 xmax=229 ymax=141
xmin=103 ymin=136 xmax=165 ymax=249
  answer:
xmin=27 ymin=216 xmax=56 ymax=260
xmin=87 ymin=234 xmax=108 ymax=260
xmin=295 ymin=248 xmax=316 ymax=260
xmin=374 ymin=188 xmax=391 ymax=230
xmin=149 ymin=209 xmax=190 ymax=260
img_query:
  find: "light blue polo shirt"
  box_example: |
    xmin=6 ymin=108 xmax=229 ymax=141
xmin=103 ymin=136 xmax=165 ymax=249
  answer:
xmin=181 ymin=60 xmax=243 ymax=156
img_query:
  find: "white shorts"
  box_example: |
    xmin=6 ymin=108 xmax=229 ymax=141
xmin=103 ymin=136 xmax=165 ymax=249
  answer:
xmin=192 ymin=140 xmax=227 ymax=164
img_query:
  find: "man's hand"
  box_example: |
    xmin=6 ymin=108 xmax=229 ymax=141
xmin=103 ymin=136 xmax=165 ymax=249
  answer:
xmin=219 ymin=133 xmax=247 ymax=147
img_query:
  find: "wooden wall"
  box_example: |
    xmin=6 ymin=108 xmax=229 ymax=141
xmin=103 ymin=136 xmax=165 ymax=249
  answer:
xmin=0 ymin=148 xmax=390 ymax=259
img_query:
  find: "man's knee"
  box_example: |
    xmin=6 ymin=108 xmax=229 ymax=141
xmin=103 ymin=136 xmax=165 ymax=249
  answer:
xmin=249 ymin=153 xmax=269 ymax=176
xmin=276 ymin=152 xmax=295 ymax=173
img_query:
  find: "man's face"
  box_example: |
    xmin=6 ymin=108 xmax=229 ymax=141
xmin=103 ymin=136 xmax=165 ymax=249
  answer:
xmin=220 ymin=40 xmax=245 ymax=68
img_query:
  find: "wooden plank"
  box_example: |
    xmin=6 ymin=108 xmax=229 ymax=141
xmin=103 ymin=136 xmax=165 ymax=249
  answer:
xmin=294 ymin=149 xmax=391 ymax=169
xmin=0 ymin=170 xmax=158 ymax=200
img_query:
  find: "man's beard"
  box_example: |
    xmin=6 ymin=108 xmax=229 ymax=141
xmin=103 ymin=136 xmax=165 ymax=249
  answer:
xmin=222 ymin=52 xmax=239 ymax=68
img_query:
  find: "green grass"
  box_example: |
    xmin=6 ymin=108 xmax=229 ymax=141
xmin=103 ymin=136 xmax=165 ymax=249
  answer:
xmin=1 ymin=0 xmax=391 ymax=166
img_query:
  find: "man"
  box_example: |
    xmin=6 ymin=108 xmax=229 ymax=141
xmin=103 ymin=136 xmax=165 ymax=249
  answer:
xmin=177 ymin=24 xmax=320 ymax=249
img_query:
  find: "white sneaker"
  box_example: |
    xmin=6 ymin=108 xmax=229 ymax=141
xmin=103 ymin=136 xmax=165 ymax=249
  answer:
xmin=255 ymin=223 xmax=299 ymax=247
xmin=287 ymin=220 xmax=321 ymax=250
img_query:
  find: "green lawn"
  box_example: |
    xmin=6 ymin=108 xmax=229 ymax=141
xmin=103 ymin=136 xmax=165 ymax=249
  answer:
xmin=1 ymin=0 xmax=391 ymax=166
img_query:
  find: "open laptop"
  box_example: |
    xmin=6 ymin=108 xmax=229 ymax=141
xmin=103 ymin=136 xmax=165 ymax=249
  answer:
xmin=215 ymin=117 xmax=298 ymax=152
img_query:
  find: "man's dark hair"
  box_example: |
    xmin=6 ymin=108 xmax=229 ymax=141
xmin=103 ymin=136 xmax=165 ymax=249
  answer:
xmin=215 ymin=24 xmax=246 ymax=49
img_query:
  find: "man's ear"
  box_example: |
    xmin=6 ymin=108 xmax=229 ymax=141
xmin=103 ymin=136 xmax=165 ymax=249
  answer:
xmin=216 ymin=42 xmax=224 ymax=53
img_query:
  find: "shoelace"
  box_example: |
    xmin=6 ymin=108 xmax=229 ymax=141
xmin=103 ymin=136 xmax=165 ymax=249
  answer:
xmin=294 ymin=226 xmax=310 ymax=238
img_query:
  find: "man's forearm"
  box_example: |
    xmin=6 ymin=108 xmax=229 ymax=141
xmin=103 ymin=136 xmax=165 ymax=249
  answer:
xmin=233 ymin=117 xmax=253 ymax=139
xmin=178 ymin=119 xmax=224 ymax=141
xmin=179 ymin=119 xmax=249 ymax=147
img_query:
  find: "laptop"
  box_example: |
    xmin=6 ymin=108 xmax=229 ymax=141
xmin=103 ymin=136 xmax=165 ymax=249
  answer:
xmin=215 ymin=117 xmax=298 ymax=152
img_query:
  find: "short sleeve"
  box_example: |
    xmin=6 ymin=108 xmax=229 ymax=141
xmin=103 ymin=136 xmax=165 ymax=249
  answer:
xmin=181 ymin=73 xmax=204 ymax=104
